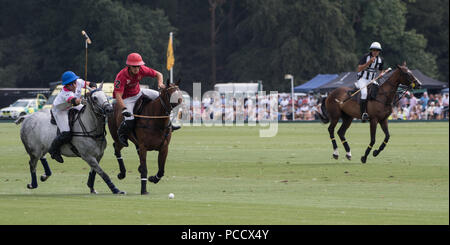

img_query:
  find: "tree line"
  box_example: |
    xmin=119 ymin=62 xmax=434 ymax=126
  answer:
xmin=0 ymin=0 xmax=448 ymax=93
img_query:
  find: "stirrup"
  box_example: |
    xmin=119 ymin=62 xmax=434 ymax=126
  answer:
xmin=361 ymin=112 xmax=369 ymax=122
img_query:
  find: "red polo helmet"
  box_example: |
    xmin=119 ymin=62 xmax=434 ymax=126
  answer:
xmin=126 ymin=53 xmax=145 ymax=66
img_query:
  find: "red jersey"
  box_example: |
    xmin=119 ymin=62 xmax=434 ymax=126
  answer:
xmin=113 ymin=65 xmax=157 ymax=99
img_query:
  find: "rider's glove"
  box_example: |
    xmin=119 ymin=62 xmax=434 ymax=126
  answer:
xmin=88 ymin=82 xmax=97 ymax=88
xmin=122 ymin=108 xmax=132 ymax=117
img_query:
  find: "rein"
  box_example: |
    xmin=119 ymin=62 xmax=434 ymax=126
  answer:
xmin=133 ymin=85 xmax=179 ymax=119
xmin=133 ymin=86 xmax=180 ymax=149
xmin=373 ymin=72 xmax=415 ymax=106
xmin=71 ymin=90 xmax=108 ymax=140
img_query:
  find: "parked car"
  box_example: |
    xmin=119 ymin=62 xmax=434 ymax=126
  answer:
xmin=0 ymin=98 xmax=47 ymax=119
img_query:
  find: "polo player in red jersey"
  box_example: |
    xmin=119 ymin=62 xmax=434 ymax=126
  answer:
xmin=113 ymin=52 xmax=180 ymax=147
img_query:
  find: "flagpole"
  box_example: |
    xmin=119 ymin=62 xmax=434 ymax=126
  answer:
xmin=169 ymin=32 xmax=173 ymax=84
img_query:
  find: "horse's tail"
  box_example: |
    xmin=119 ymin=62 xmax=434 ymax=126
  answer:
xmin=15 ymin=115 xmax=28 ymax=125
xmin=317 ymin=97 xmax=330 ymax=124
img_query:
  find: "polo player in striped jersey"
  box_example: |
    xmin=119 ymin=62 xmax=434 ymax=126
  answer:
xmin=357 ymin=42 xmax=388 ymax=122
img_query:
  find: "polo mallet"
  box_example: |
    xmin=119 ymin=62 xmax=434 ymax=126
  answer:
xmin=81 ymin=30 xmax=92 ymax=98
xmin=336 ymin=67 xmax=392 ymax=105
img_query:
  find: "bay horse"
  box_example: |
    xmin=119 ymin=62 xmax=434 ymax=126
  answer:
xmin=108 ymin=80 xmax=183 ymax=194
xmin=318 ymin=64 xmax=421 ymax=163
xmin=16 ymin=83 xmax=125 ymax=194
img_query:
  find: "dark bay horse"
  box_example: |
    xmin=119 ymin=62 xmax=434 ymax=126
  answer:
xmin=108 ymin=81 xmax=183 ymax=194
xmin=318 ymin=64 xmax=422 ymax=163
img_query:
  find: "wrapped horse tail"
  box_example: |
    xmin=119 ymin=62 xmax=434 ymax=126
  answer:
xmin=318 ymin=97 xmax=329 ymax=124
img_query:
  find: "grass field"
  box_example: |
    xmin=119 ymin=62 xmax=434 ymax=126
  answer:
xmin=0 ymin=121 xmax=448 ymax=225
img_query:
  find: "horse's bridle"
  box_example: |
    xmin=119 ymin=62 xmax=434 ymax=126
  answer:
xmin=379 ymin=68 xmax=420 ymax=105
xmin=71 ymin=89 xmax=110 ymax=140
xmin=159 ymin=85 xmax=180 ymax=116
xmin=86 ymin=89 xmax=111 ymax=117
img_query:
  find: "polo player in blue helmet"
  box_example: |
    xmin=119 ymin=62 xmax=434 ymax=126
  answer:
xmin=48 ymin=71 xmax=96 ymax=163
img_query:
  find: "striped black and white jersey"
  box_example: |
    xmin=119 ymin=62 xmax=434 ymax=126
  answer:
xmin=357 ymin=53 xmax=384 ymax=80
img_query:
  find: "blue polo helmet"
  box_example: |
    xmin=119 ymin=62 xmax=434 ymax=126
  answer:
xmin=61 ymin=71 xmax=79 ymax=85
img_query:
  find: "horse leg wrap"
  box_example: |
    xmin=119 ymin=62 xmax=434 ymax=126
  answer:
xmin=149 ymin=172 xmax=163 ymax=184
xmin=141 ymin=179 xmax=148 ymax=194
xmin=87 ymin=171 xmax=96 ymax=189
xmin=374 ymin=141 xmax=388 ymax=157
xmin=117 ymin=158 xmax=126 ymax=173
xmin=28 ymin=172 xmax=38 ymax=189
xmin=331 ymin=138 xmax=337 ymax=150
xmin=157 ymin=170 xmax=164 ymax=179
xmin=342 ymin=141 xmax=350 ymax=153
xmin=364 ymin=144 xmax=373 ymax=157
xmin=379 ymin=141 xmax=387 ymax=151
xmin=40 ymin=157 xmax=52 ymax=177
xmin=101 ymin=174 xmax=118 ymax=193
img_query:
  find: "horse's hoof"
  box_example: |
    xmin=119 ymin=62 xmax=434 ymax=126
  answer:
xmin=361 ymin=156 xmax=367 ymax=164
xmin=27 ymin=184 xmax=37 ymax=189
xmin=373 ymin=150 xmax=379 ymax=157
xmin=90 ymin=189 xmax=98 ymax=194
xmin=141 ymin=191 xmax=149 ymax=195
xmin=117 ymin=172 xmax=126 ymax=180
xmin=148 ymin=176 xmax=160 ymax=184
xmin=40 ymin=175 xmax=49 ymax=182
xmin=332 ymin=154 xmax=339 ymax=160
xmin=346 ymin=155 xmax=352 ymax=160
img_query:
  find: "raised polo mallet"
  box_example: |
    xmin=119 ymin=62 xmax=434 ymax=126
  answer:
xmin=81 ymin=30 xmax=92 ymax=80
xmin=336 ymin=67 xmax=392 ymax=105
xmin=81 ymin=30 xmax=92 ymax=98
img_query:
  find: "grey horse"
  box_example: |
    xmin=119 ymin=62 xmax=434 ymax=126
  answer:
xmin=15 ymin=83 xmax=125 ymax=194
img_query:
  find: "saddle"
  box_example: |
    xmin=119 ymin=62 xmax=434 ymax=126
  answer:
xmin=50 ymin=107 xmax=86 ymax=157
xmin=133 ymin=94 xmax=153 ymax=116
xmin=50 ymin=107 xmax=85 ymax=130
xmin=347 ymin=83 xmax=379 ymax=103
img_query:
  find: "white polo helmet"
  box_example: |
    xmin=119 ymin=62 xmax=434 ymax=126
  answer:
xmin=369 ymin=42 xmax=382 ymax=51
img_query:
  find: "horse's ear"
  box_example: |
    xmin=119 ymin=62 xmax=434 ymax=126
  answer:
xmin=402 ymin=61 xmax=407 ymax=66
xmin=175 ymin=79 xmax=181 ymax=86
xmin=99 ymin=81 xmax=104 ymax=90
xmin=166 ymin=78 xmax=170 ymax=85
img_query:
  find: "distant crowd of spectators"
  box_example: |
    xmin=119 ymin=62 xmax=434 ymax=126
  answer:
xmin=390 ymin=92 xmax=449 ymax=120
xmin=176 ymin=92 xmax=449 ymax=122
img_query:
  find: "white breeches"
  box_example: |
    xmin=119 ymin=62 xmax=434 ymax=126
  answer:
xmin=123 ymin=89 xmax=160 ymax=120
xmin=52 ymin=104 xmax=83 ymax=132
xmin=357 ymin=78 xmax=370 ymax=100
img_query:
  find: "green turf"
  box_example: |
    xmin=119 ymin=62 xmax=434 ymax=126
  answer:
xmin=0 ymin=121 xmax=448 ymax=224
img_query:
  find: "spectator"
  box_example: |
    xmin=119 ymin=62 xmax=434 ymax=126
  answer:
xmin=442 ymin=93 xmax=449 ymax=119
xmin=409 ymin=93 xmax=417 ymax=110
xmin=399 ymin=95 xmax=408 ymax=108
xmin=426 ymin=101 xmax=436 ymax=119
xmin=397 ymin=106 xmax=406 ymax=120
xmin=420 ymin=92 xmax=429 ymax=111
xmin=434 ymin=102 xmax=442 ymax=120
